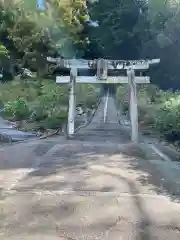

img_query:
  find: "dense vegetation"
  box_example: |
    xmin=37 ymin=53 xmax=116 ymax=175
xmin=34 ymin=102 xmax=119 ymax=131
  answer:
xmin=0 ymin=0 xmax=180 ymax=140
xmin=0 ymin=0 xmax=98 ymax=131
xmin=1 ymin=0 xmax=180 ymax=88
xmin=116 ymin=84 xmax=180 ymax=146
xmin=0 ymin=78 xmax=98 ymax=131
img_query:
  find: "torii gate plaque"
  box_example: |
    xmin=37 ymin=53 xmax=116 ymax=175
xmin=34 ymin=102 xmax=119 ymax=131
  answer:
xmin=47 ymin=57 xmax=160 ymax=142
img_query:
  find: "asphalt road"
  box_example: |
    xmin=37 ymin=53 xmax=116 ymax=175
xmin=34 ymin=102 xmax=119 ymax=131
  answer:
xmin=0 ymin=98 xmax=180 ymax=239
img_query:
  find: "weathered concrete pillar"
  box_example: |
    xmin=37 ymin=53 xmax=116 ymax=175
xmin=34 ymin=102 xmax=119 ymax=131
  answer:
xmin=68 ymin=67 xmax=77 ymax=135
xmin=127 ymin=68 xmax=138 ymax=143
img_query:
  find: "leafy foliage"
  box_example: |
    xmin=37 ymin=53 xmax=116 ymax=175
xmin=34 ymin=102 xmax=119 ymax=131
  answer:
xmin=2 ymin=0 xmax=180 ymax=134
xmin=0 ymin=0 xmax=89 ymax=79
xmin=0 ymin=78 xmax=98 ymax=130
xmin=4 ymin=99 xmax=30 ymax=121
xmin=1 ymin=0 xmax=180 ymax=89
xmin=88 ymin=0 xmax=143 ymax=59
xmin=116 ymin=84 xmax=180 ymax=144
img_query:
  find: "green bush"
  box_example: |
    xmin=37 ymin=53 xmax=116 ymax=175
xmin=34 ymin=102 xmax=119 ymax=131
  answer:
xmin=138 ymin=87 xmax=180 ymax=139
xmin=30 ymin=103 xmax=48 ymax=122
xmin=4 ymin=99 xmax=30 ymax=121
xmin=138 ymin=105 xmax=155 ymax=125
xmin=29 ymin=81 xmax=68 ymax=124
xmin=116 ymin=85 xmax=129 ymax=113
xmin=39 ymin=107 xmax=68 ymax=129
xmin=0 ymin=79 xmax=99 ymax=130
xmin=155 ymin=96 xmax=180 ymax=135
xmin=0 ymin=79 xmax=40 ymax=103
xmin=40 ymin=81 xmax=69 ymax=105
xmin=76 ymin=84 xmax=99 ymax=110
xmin=116 ymin=84 xmax=180 ymax=143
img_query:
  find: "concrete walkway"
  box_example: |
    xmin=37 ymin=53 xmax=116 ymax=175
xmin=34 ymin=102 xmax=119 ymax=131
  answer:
xmin=0 ymin=116 xmax=36 ymax=142
xmin=0 ymin=99 xmax=180 ymax=239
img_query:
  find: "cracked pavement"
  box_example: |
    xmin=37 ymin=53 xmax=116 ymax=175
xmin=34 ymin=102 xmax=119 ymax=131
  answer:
xmin=0 ymin=98 xmax=180 ymax=239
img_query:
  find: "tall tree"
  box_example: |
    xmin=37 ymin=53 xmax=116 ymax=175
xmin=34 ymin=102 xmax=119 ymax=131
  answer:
xmin=140 ymin=0 xmax=180 ymax=89
xmin=88 ymin=0 xmax=145 ymax=59
xmin=44 ymin=0 xmax=89 ymax=57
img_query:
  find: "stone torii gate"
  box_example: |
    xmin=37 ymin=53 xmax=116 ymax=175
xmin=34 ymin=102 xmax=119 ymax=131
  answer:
xmin=47 ymin=57 xmax=160 ymax=143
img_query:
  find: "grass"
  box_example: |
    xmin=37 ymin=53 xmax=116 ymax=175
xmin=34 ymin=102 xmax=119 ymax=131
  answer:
xmin=116 ymin=84 xmax=180 ymax=148
xmin=0 ymin=78 xmax=99 ymax=132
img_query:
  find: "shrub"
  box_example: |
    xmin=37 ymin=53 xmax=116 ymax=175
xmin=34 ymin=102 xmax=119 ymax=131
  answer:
xmin=39 ymin=107 xmax=68 ymax=129
xmin=30 ymin=103 xmax=48 ymax=122
xmin=76 ymin=84 xmax=99 ymax=110
xmin=4 ymin=99 xmax=30 ymax=121
xmin=155 ymin=96 xmax=180 ymax=135
xmin=0 ymin=79 xmax=40 ymax=103
xmin=116 ymin=85 xmax=129 ymax=113
xmin=116 ymin=84 xmax=180 ymax=143
xmin=0 ymin=79 xmax=99 ymax=130
xmin=40 ymin=80 xmax=69 ymax=105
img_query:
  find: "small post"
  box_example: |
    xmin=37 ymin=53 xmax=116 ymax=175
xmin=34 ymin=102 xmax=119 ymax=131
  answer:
xmin=127 ymin=68 xmax=138 ymax=143
xmin=68 ymin=67 xmax=77 ymax=135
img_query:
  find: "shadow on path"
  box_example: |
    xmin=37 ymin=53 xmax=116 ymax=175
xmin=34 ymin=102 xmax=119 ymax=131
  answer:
xmin=129 ymin=157 xmax=180 ymax=203
xmin=94 ymin=168 xmax=152 ymax=240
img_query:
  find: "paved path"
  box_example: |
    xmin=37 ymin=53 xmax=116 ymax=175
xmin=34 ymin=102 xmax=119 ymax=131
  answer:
xmin=1 ymin=98 xmax=180 ymax=239
xmin=0 ymin=116 xmax=36 ymax=142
